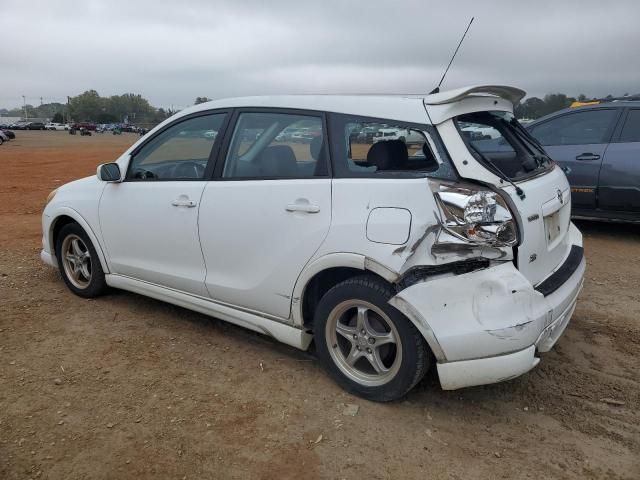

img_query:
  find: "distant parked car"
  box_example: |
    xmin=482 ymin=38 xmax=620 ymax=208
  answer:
xmin=1 ymin=129 xmax=15 ymax=139
xmin=373 ymin=128 xmax=425 ymax=145
xmin=72 ymin=122 xmax=97 ymax=131
xmin=528 ymin=101 xmax=640 ymax=222
xmin=0 ymin=130 xmax=8 ymax=144
xmin=25 ymin=122 xmax=46 ymax=130
xmin=45 ymin=122 xmax=68 ymax=131
xmin=9 ymin=121 xmax=30 ymax=130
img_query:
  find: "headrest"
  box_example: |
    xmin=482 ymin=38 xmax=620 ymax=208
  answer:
xmin=366 ymin=140 xmax=408 ymax=171
xmin=257 ymin=145 xmax=298 ymax=177
xmin=310 ymin=136 xmax=323 ymax=160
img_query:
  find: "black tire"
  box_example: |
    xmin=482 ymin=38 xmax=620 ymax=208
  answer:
xmin=313 ymin=274 xmax=430 ymax=402
xmin=0 ymin=137 xmax=3 ymax=145
xmin=398 ymin=136 xmax=406 ymax=143
xmin=55 ymin=223 xmax=108 ymax=298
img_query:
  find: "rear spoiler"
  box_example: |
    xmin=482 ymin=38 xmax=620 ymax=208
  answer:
xmin=424 ymin=85 xmax=526 ymax=106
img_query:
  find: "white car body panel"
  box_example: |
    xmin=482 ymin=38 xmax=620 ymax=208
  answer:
xmin=41 ymin=85 xmax=586 ymax=391
xmin=198 ymin=179 xmax=332 ymax=320
xmin=42 ymin=177 xmax=110 ymax=272
xmin=106 ymin=274 xmax=312 ymax=349
xmin=99 ymin=181 xmax=210 ymax=297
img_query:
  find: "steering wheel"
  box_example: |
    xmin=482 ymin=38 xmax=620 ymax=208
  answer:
xmin=173 ymin=161 xmax=205 ymax=179
xmin=132 ymin=168 xmax=157 ymax=180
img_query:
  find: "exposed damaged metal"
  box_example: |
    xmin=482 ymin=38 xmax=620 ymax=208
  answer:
xmin=396 ymin=258 xmax=490 ymax=290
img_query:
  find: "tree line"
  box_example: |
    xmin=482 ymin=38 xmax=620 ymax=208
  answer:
xmin=0 ymin=90 xmax=178 ymax=126
xmin=514 ymin=92 xmax=635 ymax=119
xmin=1 ymin=91 xmax=635 ymax=125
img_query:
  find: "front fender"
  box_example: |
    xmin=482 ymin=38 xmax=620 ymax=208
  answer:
xmin=45 ymin=207 xmax=110 ymax=274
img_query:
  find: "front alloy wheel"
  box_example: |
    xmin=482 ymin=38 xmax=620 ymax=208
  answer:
xmin=55 ymin=223 xmax=107 ymax=298
xmin=61 ymin=234 xmax=92 ymax=289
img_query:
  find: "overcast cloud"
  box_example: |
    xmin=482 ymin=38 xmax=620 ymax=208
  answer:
xmin=1 ymin=0 xmax=639 ymax=109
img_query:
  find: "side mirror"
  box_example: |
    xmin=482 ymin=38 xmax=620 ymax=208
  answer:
xmin=97 ymin=163 xmax=121 ymax=182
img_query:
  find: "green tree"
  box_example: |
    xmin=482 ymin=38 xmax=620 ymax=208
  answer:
xmin=69 ymin=90 xmax=104 ymax=121
xmin=52 ymin=112 xmax=64 ymax=123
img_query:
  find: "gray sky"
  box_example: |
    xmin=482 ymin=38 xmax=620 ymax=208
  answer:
xmin=1 ymin=0 xmax=639 ymax=109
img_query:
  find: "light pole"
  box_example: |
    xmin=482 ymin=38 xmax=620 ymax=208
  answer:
xmin=22 ymin=95 xmax=27 ymax=120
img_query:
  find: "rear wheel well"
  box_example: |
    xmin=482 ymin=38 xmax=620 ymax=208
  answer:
xmin=51 ymin=215 xmax=78 ymax=252
xmin=302 ymin=267 xmax=391 ymax=331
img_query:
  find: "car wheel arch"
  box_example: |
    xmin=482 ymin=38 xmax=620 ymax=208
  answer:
xmin=49 ymin=210 xmax=110 ymax=274
xmin=293 ymin=253 xmax=400 ymax=329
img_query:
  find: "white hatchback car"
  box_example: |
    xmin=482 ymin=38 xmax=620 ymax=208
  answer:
xmin=41 ymin=85 xmax=585 ymax=401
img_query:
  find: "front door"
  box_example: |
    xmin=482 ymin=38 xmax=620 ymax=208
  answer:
xmin=99 ymin=112 xmax=228 ymax=296
xmin=198 ymin=110 xmax=332 ymax=319
xmin=529 ymin=108 xmax=620 ymax=211
xmin=599 ymin=108 xmax=640 ymax=213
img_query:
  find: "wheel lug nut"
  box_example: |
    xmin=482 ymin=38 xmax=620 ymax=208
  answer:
xmin=353 ymin=334 xmax=358 ymax=340
xmin=366 ymin=348 xmax=372 ymax=353
xmin=360 ymin=329 xmax=366 ymax=335
xmin=356 ymin=345 xmax=361 ymax=351
xmin=368 ymin=337 xmax=375 ymax=344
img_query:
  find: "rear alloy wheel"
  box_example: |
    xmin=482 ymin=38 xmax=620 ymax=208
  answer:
xmin=55 ymin=223 xmax=107 ymax=298
xmin=314 ymin=275 xmax=430 ymax=402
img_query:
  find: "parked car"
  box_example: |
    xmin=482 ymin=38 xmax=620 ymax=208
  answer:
xmin=41 ymin=85 xmax=584 ymax=401
xmin=9 ymin=121 xmax=30 ymax=130
xmin=372 ymin=127 xmax=425 ymax=145
xmin=0 ymin=130 xmax=7 ymax=144
xmin=24 ymin=122 xmax=46 ymax=130
xmin=527 ymin=101 xmax=640 ymax=222
xmin=71 ymin=122 xmax=97 ymax=131
xmin=45 ymin=122 xmax=68 ymax=131
xmin=1 ymin=129 xmax=15 ymax=139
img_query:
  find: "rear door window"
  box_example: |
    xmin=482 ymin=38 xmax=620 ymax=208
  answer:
xmin=618 ymin=109 xmax=640 ymax=142
xmin=222 ymin=112 xmax=327 ymax=179
xmin=328 ymin=114 xmax=456 ymax=180
xmin=529 ymin=109 xmax=618 ymax=146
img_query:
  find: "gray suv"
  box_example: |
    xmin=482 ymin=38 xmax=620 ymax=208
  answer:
xmin=528 ymin=102 xmax=640 ymax=222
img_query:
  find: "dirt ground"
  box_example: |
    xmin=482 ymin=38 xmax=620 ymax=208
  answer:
xmin=1 ymin=131 xmax=638 ymax=479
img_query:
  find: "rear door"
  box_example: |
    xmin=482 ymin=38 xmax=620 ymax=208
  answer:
xmin=198 ymin=109 xmax=332 ymax=320
xmin=529 ymin=108 xmax=620 ymax=211
xmin=598 ymin=108 xmax=640 ymax=213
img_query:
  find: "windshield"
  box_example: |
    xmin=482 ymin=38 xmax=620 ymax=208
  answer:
xmin=455 ymin=111 xmax=552 ymax=180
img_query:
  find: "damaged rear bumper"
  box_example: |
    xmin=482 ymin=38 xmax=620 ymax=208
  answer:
xmin=389 ymin=227 xmax=585 ymax=390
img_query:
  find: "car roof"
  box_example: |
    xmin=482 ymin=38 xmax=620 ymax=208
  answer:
xmin=178 ymin=85 xmax=526 ymax=125
xmin=183 ymin=94 xmax=431 ymax=124
xmin=531 ymin=101 xmax=639 ymax=125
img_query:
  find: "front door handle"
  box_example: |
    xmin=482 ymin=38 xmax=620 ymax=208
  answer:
xmin=575 ymin=153 xmax=600 ymax=161
xmin=172 ymin=198 xmax=197 ymax=208
xmin=286 ymin=203 xmax=320 ymax=214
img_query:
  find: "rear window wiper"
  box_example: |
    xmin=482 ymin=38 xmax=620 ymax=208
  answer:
xmin=468 ymin=143 xmax=526 ymax=200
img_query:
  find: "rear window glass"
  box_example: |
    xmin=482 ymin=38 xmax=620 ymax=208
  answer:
xmin=455 ymin=111 xmax=552 ymax=180
xmin=619 ymin=109 xmax=640 ymax=143
xmin=329 ymin=114 xmax=457 ymax=180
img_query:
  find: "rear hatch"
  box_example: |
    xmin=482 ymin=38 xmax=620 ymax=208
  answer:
xmin=503 ymin=166 xmax=572 ymax=285
xmin=449 ymin=109 xmax=574 ymax=285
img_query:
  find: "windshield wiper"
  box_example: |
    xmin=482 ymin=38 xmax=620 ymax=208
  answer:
xmin=468 ymin=143 xmax=526 ymax=200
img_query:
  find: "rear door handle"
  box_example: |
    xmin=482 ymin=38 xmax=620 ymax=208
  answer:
xmin=172 ymin=198 xmax=197 ymax=207
xmin=286 ymin=203 xmax=320 ymax=214
xmin=575 ymin=153 xmax=600 ymax=161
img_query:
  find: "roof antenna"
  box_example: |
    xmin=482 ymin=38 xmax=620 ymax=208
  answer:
xmin=429 ymin=17 xmax=474 ymax=95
